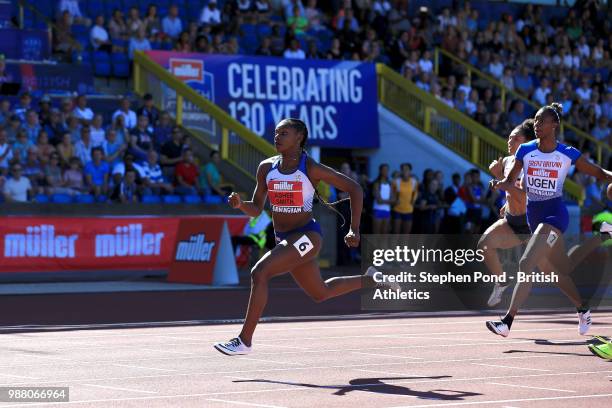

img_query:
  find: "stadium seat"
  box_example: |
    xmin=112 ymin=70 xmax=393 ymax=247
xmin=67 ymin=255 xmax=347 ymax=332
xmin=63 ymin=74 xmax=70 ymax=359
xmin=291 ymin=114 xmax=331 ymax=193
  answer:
xmin=74 ymin=194 xmax=95 ymax=204
xmin=183 ymin=195 xmax=202 ymax=204
xmin=203 ymin=195 xmax=224 ymax=204
xmin=111 ymin=52 xmax=130 ymax=78
xmin=95 ymin=195 xmax=108 ymax=203
xmin=93 ymin=51 xmax=112 ymax=77
xmin=162 ymin=194 xmax=182 ymax=204
xmin=35 ymin=194 xmax=50 ymax=203
xmin=141 ymin=194 xmax=162 ymax=204
xmin=51 ymin=193 xmax=73 ymax=204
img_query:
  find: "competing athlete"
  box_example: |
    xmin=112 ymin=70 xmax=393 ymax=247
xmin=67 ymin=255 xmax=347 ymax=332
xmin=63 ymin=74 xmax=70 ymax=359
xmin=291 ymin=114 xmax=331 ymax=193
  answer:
xmin=479 ymin=119 xmax=535 ymax=307
xmin=213 ymin=118 xmax=371 ymax=355
xmin=486 ymin=103 xmax=612 ymax=337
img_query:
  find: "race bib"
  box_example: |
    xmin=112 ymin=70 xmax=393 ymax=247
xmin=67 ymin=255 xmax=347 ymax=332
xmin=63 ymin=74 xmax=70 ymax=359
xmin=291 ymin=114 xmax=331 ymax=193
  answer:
xmin=268 ymin=180 xmax=303 ymax=212
xmin=293 ymin=234 xmax=313 ymax=257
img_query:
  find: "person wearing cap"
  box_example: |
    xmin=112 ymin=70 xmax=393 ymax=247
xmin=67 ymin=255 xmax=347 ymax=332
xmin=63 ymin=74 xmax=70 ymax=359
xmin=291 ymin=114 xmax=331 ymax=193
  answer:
xmin=200 ymin=0 xmax=222 ymax=26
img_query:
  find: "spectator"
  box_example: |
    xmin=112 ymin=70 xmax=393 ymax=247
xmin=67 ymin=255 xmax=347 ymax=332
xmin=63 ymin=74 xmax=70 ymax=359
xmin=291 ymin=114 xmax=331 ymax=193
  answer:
xmin=66 ymin=116 xmax=81 ymax=144
xmin=514 ymin=66 xmax=534 ymax=96
xmin=84 ymin=147 xmax=110 ymax=197
xmin=23 ymin=110 xmax=41 ymax=144
xmin=136 ymin=94 xmax=160 ymax=126
xmin=44 ymin=152 xmax=75 ymax=195
xmin=13 ymin=129 xmax=33 ymax=164
xmin=0 ymin=128 xmax=13 ymax=175
xmin=283 ymin=39 xmax=305 ymax=59
xmin=44 ymin=109 xmax=67 ymax=144
xmin=304 ymin=0 xmax=324 ymax=31
xmin=139 ymin=150 xmax=173 ymax=195
xmin=5 ymin=115 xmax=21 ymax=145
xmin=501 ymin=67 xmax=514 ymax=91
xmin=199 ymin=150 xmax=230 ymax=197
xmin=112 ymin=98 xmax=137 ymax=129
xmin=102 ymin=129 xmax=127 ymax=168
xmin=119 ymin=169 xmax=139 ymax=203
xmin=63 ymin=157 xmax=86 ymax=193
xmin=143 ymin=4 xmax=162 ymax=39
xmin=284 ymin=0 xmax=305 ymax=19
xmin=74 ymin=125 xmax=93 ymax=165
xmin=153 ymin=111 xmax=173 ymax=149
xmin=57 ymin=132 xmax=75 ymax=168
xmin=592 ymin=116 xmax=610 ymax=143
xmin=418 ymin=50 xmax=433 ymax=74
xmin=38 ymin=95 xmax=53 ymax=126
xmin=57 ymin=0 xmax=89 ymax=25
xmin=256 ymin=36 xmax=273 ymax=56
xmin=23 ymin=149 xmax=44 ymax=194
xmin=109 ymin=113 xmax=129 ymax=145
xmin=162 ymin=4 xmax=183 ymax=40
xmin=3 ymin=163 xmax=31 ymax=202
xmin=53 ymin=10 xmax=81 ymax=57
xmin=287 ymin=6 xmax=309 ymax=36
xmin=35 ymin=131 xmax=56 ymax=165
xmin=111 ymin=153 xmax=139 ymax=188
xmin=0 ymin=99 xmax=11 ymax=124
xmin=128 ymin=27 xmax=152 ymax=60
xmin=126 ymin=7 xmax=144 ymax=38
xmin=255 ymin=0 xmax=271 ymax=22
xmin=175 ymin=149 xmax=200 ymax=195
xmin=108 ymin=9 xmax=128 ymax=40
xmin=129 ymin=115 xmax=154 ymax=162
xmin=14 ymin=93 xmax=32 ymax=123
xmin=0 ymin=57 xmax=13 ymax=85
xmin=533 ymin=77 xmax=551 ymax=106
xmin=200 ymin=0 xmax=222 ymax=26
xmin=575 ymin=77 xmax=592 ymax=103
xmin=326 ymin=37 xmax=342 ymax=60
xmin=91 ymin=15 xmax=112 ymax=52
xmin=72 ymin=94 xmax=94 ymax=124
xmin=160 ymin=127 xmax=184 ymax=178
xmin=90 ymin=114 xmax=106 ymax=148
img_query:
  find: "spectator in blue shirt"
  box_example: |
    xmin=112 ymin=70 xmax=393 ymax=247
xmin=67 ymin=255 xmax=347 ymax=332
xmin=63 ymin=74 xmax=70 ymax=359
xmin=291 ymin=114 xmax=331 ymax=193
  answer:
xmin=514 ymin=66 xmax=534 ymax=96
xmin=103 ymin=129 xmax=127 ymax=168
xmin=84 ymin=147 xmax=110 ymax=197
xmin=128 ymin=27 xmax=152 ymax=59
xmin=23 ymin=110 xmax=41 ymax=144
xmin=162 ymin=4 xmax=183 ymax=39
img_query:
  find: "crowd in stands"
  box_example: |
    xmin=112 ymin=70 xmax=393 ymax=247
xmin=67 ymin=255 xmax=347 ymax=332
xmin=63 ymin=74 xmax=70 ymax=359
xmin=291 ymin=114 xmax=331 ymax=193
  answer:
xmin=0 ymin=92 xmax=228 ymax=203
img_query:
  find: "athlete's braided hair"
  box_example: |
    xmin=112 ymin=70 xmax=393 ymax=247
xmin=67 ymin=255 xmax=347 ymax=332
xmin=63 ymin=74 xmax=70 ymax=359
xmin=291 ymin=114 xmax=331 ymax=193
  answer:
xmin=278 ymin=118 xmax=350 ymax=227
xmin=537 ymin=102 xmax=563 ymax=135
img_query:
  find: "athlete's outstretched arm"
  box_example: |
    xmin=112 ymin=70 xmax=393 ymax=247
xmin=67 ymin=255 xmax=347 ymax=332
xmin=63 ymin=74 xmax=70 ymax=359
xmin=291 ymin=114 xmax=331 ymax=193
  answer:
xmin=310 ymin=162 xmax=363 ymax=233
xmin=575 ymin=156 xmax=612 ymax=183
xmin=228 ymin=161 xmax=268 ymax=217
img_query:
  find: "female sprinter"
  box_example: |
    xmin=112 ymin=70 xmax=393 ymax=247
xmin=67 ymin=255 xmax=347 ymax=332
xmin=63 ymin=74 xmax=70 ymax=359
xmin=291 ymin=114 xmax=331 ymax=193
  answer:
xmin=486 ymin=103 xmax=612 ymax=337
xmin=213 ymin=118 xmax=368 ymax=355
xmin=478 ymin=119 xmax=535 ymax=307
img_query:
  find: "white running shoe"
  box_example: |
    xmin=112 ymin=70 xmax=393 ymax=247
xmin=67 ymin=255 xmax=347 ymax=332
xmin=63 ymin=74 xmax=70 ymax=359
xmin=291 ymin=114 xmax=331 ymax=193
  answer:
xmin=578 ymin=310 xmax=592 ymax=336
xmin=486 ymin=320 xmax=509 ymax=337
xmin=487 ymin=283 xmax=509 ymax=307
xmin=213 ymin=337 xmax=252 ymax=356
xmin=365 ymin=266 xmax=401 ymax=291
xmin=600 ymin=222 xmax=612 ymax=237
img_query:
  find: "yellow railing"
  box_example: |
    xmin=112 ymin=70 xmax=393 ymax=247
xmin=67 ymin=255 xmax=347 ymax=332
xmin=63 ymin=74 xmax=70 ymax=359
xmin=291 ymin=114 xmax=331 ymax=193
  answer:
xmin=133 ymin=51 xmax=275 ymax=181
xmin=434 ymin=47 xmax=610 ymax=166
xmin=376 ymin=63 xmax=584 ymax=204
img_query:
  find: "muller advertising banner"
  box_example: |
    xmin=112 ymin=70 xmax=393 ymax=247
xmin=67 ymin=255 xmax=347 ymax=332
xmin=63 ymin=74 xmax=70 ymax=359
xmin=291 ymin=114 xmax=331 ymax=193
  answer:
xmin=146 ymin=51 xmax=380 ymax=149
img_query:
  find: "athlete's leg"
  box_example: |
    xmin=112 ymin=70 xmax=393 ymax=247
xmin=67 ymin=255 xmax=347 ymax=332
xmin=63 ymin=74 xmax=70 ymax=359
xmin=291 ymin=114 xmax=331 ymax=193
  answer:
xmin=478 ymin=219 xmax=524 ymax=277
xmin=290 ymin=259 xmax=366 ymax=303
xmin=547 ymin=235 xmax=603 ymax=275
xmin=507 ymin=223 xmax=564 ymax=316
xmin=238 ymin=231 xmax=322 ymax=346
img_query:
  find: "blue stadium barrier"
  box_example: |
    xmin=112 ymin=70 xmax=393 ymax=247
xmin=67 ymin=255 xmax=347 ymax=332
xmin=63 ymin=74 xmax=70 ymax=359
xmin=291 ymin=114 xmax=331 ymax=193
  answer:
xmin=51 ymin=193 xmax=73 ymax=204
xmin=162 ymin=194 xmax=182 ymax=204
xmin=203 ymin=194 xmax=224 ymax=204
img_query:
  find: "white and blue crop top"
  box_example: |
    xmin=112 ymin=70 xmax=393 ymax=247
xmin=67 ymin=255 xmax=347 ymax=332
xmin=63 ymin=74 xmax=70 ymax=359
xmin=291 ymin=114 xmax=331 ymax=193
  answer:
xmin=515 ymin=140 xmax=581 ymax=202
xmin=265 ymin=153 xmax=315 ymax=214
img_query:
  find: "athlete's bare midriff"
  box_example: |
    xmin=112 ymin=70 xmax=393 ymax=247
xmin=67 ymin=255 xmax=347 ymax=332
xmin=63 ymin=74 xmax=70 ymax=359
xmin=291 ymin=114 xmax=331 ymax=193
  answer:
xmin=503 ymin=157 xmax=527 ymax=216
xmin=270 ymin=211 xmax=315 ymax=233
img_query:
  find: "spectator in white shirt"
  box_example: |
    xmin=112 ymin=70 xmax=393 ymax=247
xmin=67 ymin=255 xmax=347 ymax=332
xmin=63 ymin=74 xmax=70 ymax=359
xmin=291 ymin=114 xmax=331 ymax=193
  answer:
xmin=90 ymin=114 xmax=106 ymax=148
xmin=3 ymin=164 xmax=31 ymax=202
xmin=74 ymin=126 xmax=93 ymax=166
xmin=575 ymin=78 xmax=592 ymax=103
xmin=418 ymin=50 xmax=433 ymax=74
xmin=128 ymin=27 xmax=152 ymax=60
xmin=533 ymin=78 xmax=551 ymax=106
xmin=577 ymin=36 xmax=590 ymax=59
xmin=200 ymin=0 xmax=222 ymax=26
xmin=162 ymin=4 xmax=183 ymax=39
xmin=488 ymin=55 xmax=504 ymax=79
xmin=112 ymin=98 xmax=138 ymax=129
xmin=283 ymin=39 xmax=305 ymax=59
xmin=72 ymin=95 xmax=94 ymax=124
xmin=91 ymin=15 xmax=111 ymax=51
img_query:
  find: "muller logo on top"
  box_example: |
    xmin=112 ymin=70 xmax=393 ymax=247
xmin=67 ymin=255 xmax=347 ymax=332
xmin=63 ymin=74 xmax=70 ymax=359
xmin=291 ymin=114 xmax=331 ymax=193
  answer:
xmin=170 ymin=58 xmax=203 ymax=82
xmin=271 ymin=181 xmax=300 ymax=191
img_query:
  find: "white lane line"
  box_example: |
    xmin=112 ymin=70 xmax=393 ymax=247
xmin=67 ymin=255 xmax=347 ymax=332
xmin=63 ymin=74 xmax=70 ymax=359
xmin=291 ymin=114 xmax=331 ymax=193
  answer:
xmin=354 ymin=368 xmax=428 ymax=376
xmin=350 ymin=351 xmax=423 ymax=360
xmin=0 ymin=355 xmax=581 ymax=388
xmin=388 ymin=393 xmax=612 ymax=408
xmin=241 ymin=357 xmax=304 ymax=366
xmin=81 ymin=383 xmax=158 ymax=394
xmin=224 ymin=376 xmax=253 ymax=380
xmin=207 ymin=398 xmax=287 ymax=408
xmin=472 ymin=363 xmax=550 ymax=372
xmin=488 ymin=382 xmax=575 ymax=393
xmin=112 ymin=363 xmax=177 ymax=372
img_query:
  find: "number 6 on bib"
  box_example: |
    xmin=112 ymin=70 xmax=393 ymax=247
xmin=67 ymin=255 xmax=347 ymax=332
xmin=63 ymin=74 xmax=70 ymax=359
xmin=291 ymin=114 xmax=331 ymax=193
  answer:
xmin=293 ymin=234 xmax=313 ymax=257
